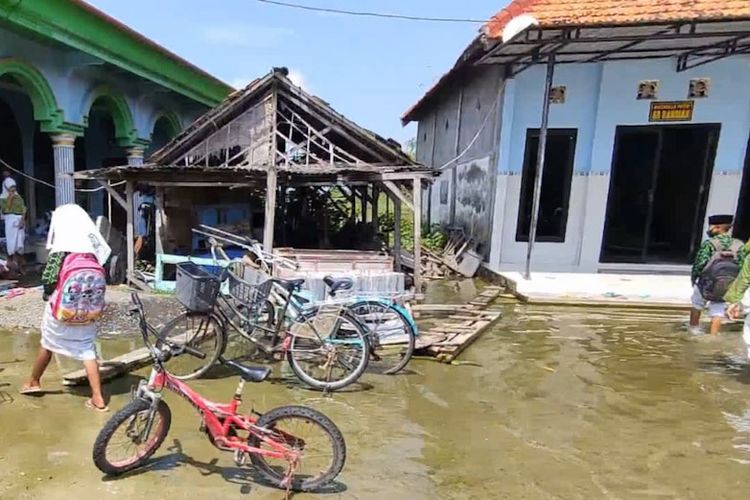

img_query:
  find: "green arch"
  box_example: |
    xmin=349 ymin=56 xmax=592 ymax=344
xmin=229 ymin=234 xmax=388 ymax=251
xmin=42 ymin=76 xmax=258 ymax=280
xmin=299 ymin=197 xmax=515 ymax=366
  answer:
xmin=151 ymin=109 xmax=182 ymax=138
xmin=0 ymin=58 xmax=65 ymax=132
xmin=83 ymin=85 xmax=138 ymax=146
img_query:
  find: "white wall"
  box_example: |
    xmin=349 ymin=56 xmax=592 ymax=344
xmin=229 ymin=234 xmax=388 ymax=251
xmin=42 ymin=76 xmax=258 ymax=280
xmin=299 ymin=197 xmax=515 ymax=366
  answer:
xmin=489 ymin=56 xmax=750 ymax=273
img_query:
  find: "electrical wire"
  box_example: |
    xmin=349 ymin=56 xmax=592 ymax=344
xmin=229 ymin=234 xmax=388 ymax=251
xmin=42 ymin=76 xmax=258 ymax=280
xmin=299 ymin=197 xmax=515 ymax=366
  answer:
xmin=255 ymin=0 xmax=487 ymax=23
xmin=436 ymin=88 xmax=504 ymax=171
xmin=0 ymin=157 xmax=125 ymax=193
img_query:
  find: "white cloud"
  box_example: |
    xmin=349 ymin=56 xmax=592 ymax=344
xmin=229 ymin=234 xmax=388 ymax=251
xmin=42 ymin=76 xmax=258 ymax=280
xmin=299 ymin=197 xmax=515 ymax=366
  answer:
xmin=203 ymin=25 xmax=294 ymax=48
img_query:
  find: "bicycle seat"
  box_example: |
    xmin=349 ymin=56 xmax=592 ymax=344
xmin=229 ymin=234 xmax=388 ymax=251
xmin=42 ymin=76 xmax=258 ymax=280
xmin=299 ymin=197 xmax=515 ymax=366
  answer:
xmin=323 ymin=275 xmax=354 ymax=295
xmin=223 ymin=359 xmax=272 ymax=383
xmin=278 ymin=278 xmax=305 ymax=291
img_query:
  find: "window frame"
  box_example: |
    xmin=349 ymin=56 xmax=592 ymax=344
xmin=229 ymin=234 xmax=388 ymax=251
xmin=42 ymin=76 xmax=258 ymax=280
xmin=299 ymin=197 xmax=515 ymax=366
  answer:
xmin=515 ymin=128 xmax=578 ymax=243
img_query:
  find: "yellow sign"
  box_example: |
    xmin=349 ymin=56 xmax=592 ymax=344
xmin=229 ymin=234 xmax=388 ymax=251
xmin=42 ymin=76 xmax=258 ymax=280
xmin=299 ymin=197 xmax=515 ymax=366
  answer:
xmin=649 ymin=101 xmax=694 ymax=122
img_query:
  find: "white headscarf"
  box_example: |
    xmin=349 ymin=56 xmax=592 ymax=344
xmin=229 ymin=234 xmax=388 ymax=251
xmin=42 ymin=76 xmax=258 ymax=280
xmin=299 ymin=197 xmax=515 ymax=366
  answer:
xmin=46 ymin=204 xmax=112 ymax=265
xmin=0 ymin=176 xmax=16 ymax=199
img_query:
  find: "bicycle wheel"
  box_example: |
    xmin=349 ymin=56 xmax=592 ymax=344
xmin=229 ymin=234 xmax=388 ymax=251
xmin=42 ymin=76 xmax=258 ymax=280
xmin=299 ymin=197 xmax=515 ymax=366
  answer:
xmin=249 ymin=405 xmax=346 ymax=492
xmin=286 ymin=309 xmax=369 ymax=391
xmin=349 ymin=300 xmax=416 ymax=375
xmin=157 ymin=311 xmax=225 ymax=379
xmin=92 ymin=398 xmax=171 ymax=475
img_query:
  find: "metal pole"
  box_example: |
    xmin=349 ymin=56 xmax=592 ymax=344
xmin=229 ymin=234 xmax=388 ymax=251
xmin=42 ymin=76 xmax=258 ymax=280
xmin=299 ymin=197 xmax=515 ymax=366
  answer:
xmin=524 ymin=53 xmax=556 ymax=280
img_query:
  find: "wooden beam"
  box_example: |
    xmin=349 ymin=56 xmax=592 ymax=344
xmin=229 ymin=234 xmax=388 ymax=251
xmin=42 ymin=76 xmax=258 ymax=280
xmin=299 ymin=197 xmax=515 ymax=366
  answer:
xmin=381 ymin=172 xmax=433 ymax=181
xmin=278 ymin=89 xmax=389 ymax=163
xmin=371 ymin=185 xmax=379 ymax=228
xmin=264 ymin=169 xmax=277 ymax=253
xmin=412 ymin=176 xmax=422 ymax=292
xmin=393 ymin=197 xmax=402 ymax=272
xmin=125 ymin=181 xmax=135 ymax=286
xmin=154 ymin=188 xmax=165 ymax=255
xmin=382 ymin=180 xmax=414 ymax=211
xmin=97 ymin=180 xmax=127 ymax=210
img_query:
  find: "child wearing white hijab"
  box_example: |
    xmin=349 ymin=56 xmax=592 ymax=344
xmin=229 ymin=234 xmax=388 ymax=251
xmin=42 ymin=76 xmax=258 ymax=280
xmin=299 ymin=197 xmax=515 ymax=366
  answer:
xmin=21 ymin=204 xmax=112 ymax=411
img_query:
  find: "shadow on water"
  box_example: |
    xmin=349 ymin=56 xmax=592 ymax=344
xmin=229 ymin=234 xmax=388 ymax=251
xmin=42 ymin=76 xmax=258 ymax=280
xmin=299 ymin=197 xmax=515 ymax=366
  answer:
xmin=105 ymin=439 xmax=347 ymax=496
xmin=200 ymin=359 xmax=376 ymax=394
xmin=694 ymin=353 xmax=750 ymax=384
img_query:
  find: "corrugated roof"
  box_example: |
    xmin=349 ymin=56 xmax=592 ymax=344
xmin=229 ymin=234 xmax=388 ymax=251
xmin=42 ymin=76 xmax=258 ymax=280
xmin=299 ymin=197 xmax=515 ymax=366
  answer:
xmin=402 ymin=0 xmax=750 ymax=124
xmin=485 ymin=0 xmax=750 ymax=39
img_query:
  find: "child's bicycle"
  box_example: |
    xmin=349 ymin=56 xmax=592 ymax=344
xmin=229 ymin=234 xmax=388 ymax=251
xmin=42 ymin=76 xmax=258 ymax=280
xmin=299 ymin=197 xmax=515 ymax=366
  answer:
xmin=92 ymin=293 xmax=346 ymax=492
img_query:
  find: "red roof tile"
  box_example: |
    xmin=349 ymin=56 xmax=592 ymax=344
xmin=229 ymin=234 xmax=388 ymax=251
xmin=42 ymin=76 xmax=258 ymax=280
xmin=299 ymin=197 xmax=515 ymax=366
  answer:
xmin=485 ymin=0 xmax=750 ymax=39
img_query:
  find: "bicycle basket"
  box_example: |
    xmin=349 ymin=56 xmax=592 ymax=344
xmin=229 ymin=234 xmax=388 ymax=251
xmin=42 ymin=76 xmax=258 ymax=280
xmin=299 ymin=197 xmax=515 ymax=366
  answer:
xmin=226 ymin=271 xmax=274 ymax=310
xmin=176 ymin=262 xmax=220 ymax=313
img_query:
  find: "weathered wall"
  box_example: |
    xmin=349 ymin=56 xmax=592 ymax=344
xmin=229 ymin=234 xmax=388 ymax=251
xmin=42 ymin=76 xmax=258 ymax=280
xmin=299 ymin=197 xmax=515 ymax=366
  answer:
xmin=413 ymin=65 xmax=504 ymax=253
xmin=455 ymin=156 xmax=492 ymax=245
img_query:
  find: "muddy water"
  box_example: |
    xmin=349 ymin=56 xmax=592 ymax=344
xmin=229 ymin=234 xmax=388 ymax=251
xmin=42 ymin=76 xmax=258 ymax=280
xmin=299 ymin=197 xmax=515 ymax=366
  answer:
xmin=2 ymin=298 xmax=750 ymax=499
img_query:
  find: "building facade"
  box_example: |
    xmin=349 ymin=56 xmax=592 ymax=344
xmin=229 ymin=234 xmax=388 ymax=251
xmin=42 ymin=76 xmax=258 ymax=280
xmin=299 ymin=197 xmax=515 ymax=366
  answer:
xmin=404 ymin=1 xmax=750 ymax=274
xmin=0 ymin=0 xmax=231 ymax=223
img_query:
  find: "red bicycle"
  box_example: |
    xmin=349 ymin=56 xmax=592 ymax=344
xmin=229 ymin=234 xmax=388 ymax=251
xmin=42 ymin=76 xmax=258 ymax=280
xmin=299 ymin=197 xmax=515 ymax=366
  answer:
xmin=92 ymin=293 xmax=346 ymax=492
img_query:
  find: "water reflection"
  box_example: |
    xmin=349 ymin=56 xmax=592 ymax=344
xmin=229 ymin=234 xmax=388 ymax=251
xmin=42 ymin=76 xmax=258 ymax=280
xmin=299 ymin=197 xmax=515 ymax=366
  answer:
xmin=2 ymin=303 xmax=750 ymax=498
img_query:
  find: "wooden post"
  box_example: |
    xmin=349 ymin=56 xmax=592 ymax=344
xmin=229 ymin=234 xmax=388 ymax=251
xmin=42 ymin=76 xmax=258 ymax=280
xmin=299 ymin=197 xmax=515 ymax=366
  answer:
xmin=371 ymin=185 xmax=379 ymax=228
xmin=394 ymin=196 xmax=402 ymax=272
xmin=154 ymin=188 xmax=165 ymax=255
xmin=412 ymin=177 xmax=422 ymax=292
xmin=361 ymin=187 xmax=368 ymax=223
xmin=349 ymin=187 xmax=356 ymax=222
xmin=264 ymin=169 xmax=277 ymax=253
xmin=125 ymin=180 xmax=135 ymax=285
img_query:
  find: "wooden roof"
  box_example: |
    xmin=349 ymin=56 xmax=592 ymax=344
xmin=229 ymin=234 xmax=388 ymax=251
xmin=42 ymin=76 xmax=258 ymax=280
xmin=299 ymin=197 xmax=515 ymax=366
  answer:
xmin=149 ymin=68 xmax=417 ymax=170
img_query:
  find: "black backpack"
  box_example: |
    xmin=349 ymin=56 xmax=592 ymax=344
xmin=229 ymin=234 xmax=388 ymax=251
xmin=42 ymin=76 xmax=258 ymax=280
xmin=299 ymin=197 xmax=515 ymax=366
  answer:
xmin=698 ymin=238 xmax=743 ymax=302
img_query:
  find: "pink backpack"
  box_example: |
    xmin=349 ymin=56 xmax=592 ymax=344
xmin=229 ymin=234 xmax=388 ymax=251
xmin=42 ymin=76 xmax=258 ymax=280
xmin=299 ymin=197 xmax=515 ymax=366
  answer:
xmin=50 ymin=253 xmax=107 ymax=324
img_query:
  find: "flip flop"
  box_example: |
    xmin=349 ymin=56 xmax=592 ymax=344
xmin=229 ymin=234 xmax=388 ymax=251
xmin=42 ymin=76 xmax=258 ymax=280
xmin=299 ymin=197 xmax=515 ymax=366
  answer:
xmin=19 ymin=385 xmax=43 ymax=395
xmin=85 ymin=399 xmax=109 ymax=412
xmin=85 ymin=399 xmax=109 ymax=413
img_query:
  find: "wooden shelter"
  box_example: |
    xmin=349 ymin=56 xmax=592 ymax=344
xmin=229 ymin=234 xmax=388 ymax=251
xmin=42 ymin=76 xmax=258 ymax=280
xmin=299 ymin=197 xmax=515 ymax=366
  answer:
xmin=75 ymin=68 xmax=433 ymax=290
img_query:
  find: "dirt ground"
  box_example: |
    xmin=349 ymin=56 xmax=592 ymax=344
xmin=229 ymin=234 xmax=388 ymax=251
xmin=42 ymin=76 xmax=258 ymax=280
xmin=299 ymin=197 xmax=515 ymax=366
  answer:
xmin=0 ymin=286 xmax=184 ymax=335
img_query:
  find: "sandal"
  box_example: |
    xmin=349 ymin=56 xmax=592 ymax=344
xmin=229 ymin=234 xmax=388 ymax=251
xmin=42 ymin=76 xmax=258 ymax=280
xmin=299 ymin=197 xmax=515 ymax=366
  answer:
xmin=19 ymin=385 xmax=43 ymax=395
xmin=85 ymin=399 xmax=109 ymax=413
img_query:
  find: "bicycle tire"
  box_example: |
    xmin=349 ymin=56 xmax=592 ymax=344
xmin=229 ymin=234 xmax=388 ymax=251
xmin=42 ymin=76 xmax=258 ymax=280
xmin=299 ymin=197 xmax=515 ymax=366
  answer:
xmin=92 ymin=398 xmax=171 ymax=475
xmin=248 ymin=405 xmax=346 ymax=492
xmin=156 ymin=311 xmax=225 ymax=380
xmin=286 ymin=308 xmax=369 ymax=391
xmin=349 ymin=300 xmax=416 ymax=375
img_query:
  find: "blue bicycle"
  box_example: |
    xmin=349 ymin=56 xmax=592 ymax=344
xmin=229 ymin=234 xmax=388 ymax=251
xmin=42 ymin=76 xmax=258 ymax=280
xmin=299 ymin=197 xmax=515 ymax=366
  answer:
xmin=194 ymin=225 xmax=418 ymax=376
xmin=289 ymin=276 xmax=418 ymax=375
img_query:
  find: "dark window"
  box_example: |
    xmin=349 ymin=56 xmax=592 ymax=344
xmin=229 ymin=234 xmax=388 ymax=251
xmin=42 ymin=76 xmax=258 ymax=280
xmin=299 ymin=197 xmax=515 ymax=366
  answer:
xmin=516 ymin=128 xmax=577 ymax=242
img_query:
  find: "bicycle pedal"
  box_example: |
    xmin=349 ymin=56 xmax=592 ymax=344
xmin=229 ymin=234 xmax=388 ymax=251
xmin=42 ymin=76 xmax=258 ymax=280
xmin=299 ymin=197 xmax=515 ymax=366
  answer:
xmin=233 ymin=450 xmax=249 ymax=466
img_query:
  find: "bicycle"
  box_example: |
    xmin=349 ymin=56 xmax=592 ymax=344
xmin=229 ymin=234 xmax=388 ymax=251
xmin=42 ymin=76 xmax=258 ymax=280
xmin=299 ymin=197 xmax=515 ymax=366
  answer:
xmin=195 ymin=225 xmax=419 ymax=375
xmin=158 ymin=258 xmax=370 ymax=391
xmin=92 ymin=293 xmax=346 ymax=492
xmin=292 ymin=276 xmax=418 ymax=375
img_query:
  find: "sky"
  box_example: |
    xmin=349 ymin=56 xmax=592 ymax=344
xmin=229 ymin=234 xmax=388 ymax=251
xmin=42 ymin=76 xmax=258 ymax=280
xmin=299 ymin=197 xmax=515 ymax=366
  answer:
xmin=86 ymin=0 xmax=501 ymax=145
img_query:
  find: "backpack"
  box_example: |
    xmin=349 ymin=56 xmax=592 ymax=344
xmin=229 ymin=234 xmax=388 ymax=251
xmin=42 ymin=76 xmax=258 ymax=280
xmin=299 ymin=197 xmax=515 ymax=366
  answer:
xmin=50 ymin=253 xmax=107 ymax=324
xmin=698 ymin=238 xmax=744 ymax=302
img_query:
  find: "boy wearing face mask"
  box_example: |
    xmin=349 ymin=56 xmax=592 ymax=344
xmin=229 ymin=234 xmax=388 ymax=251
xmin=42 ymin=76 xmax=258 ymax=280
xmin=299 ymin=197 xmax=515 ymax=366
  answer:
xmin=690 ymin=214 xmax=745 ymax=335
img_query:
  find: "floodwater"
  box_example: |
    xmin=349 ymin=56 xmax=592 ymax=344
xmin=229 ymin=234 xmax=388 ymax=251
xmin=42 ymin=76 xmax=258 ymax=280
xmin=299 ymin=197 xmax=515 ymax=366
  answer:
xmin=3 ymin=288 xmax=750 ymax=499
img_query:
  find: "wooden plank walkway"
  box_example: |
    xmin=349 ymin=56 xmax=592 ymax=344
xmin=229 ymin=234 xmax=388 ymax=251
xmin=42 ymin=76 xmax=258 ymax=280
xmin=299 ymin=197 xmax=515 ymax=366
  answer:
xmin=414 ymin=286 xmax=503 ymax=363
xmin=63 ymin=346 xmax=153 ymax=386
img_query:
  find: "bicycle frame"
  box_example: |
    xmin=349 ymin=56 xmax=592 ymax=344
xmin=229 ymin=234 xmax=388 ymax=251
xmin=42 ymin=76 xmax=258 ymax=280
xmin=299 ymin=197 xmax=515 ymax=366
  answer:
xmin=137 ymin=359 xmax=297 ymax=462
xmin=288 ymin=291 xmax=419 ymax=338
xmin=128 ymin=292 xmax=302 ymax=467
